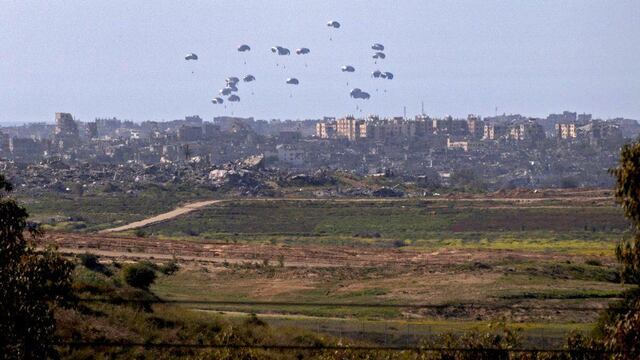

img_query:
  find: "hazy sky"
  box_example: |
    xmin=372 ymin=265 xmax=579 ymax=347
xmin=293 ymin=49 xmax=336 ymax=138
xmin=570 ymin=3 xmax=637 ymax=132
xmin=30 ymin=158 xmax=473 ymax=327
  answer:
xmin=1 ymin=0 xmax=639 ymax=123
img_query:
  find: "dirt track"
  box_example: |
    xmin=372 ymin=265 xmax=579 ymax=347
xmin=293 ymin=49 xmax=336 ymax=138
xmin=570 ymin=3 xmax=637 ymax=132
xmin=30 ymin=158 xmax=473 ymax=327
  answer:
xmin=98 ymin=200 xmax=223 ymax=233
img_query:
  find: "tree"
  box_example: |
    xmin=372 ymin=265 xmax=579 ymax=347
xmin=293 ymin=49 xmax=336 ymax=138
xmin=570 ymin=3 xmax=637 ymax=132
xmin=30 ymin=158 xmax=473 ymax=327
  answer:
xmin=606 ymin=142 xmax=640 ymax=359
xmin=121 ymin=263 xmax=157 ymax=289
xmin=611 ymin=142 xmax=640 ymax=285
xmin=0 ymin=174 xmax=74 ymax=359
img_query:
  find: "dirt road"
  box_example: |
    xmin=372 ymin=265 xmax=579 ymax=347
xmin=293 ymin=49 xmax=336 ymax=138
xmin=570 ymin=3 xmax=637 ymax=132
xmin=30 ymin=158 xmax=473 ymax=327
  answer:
xmin=98 ymin=199 xmax=223 ymax=233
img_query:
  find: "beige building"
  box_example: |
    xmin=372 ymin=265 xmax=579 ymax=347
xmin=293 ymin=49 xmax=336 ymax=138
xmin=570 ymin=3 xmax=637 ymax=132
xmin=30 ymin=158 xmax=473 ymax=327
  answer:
xmin=555 ymin=123 xmax=577 ymax=139
xmin=483 ymin=123 xmax=507 ymax=140
xmin=447 ymin=137 xmax=469 ymax=152
xmin=336 ymin=117 xmax=366 ymax=140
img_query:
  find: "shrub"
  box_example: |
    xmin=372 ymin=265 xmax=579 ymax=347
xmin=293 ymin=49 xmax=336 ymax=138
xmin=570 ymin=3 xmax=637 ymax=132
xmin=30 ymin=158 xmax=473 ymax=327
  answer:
xmin=585 ymin=259 xmax=603 ymax=266
xmin=244 ymin=313 xmax=267 ymax=327
xmin=159 ymin=260 xmax=179 ymax=275
xmin=79 ymin=253 xmax=100 ymax=270
xmin=392 ymin=239 xmax=407 ymax=248
xmin=121 ymin=263 xmax=157 ymax=289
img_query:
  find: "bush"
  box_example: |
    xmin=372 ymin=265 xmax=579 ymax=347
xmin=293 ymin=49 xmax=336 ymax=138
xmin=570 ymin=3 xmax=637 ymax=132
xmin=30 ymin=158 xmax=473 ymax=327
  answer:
xmin=78 ymin=252 xmax=111 ymax=275
xmin=244 ymin=313 xmax=267 ymax=327
xmin=159 ymin=260 xmax=179 ymax=275
xmin=121 ymin=263 xmax=157 ymax=289
xmin=585 ymin=259 xmax=602 ymax=266
xmin=79 ymin=253 xmax=100 ymax=270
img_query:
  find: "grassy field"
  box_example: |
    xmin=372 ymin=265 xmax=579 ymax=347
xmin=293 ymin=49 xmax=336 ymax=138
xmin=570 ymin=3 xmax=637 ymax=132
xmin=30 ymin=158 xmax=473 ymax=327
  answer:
xmin=147 ymin=257 xmax=625 ymax=347
xmin=25 ymin=192 xmax=633 ymax=349
xmin=20 ymin=186 xmax=220 ymax=232
xmin=136 ymin=199 xmax=626 ymax=256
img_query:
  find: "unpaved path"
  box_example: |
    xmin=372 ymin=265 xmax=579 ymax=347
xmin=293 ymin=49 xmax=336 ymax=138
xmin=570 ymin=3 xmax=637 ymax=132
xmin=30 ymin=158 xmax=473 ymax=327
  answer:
xmin=98 ymin=199 xmax=223 ymax=233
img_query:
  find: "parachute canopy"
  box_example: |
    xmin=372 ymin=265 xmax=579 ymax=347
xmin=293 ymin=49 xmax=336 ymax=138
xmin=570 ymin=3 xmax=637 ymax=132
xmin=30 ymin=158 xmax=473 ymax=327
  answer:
xmin=295 ymin=47 xmax=310 ymax=55
xmin=243 ymin=75 xmax=256 ymax=82
xmin=286 ymin=78 xmax=299 ymax=85
xmin=327 ymin=20 xmax=341 ymax=28
xmin=384 ymin=72 xmax=394 ymax=80
xmin=185 ymin=53 xmax=198 ymax=60
xmin=271 ymin=46 xmax=290 ymax=55
xmin=237 ymin=44 xmax=251 ymax=52
xmin=226 ymin=77 xmax=240 ymax=86
xmin=372 ymin=70 xmax=382 ymax=78
xmin=341 ymin=65 xmax=355 ymax=72
xmin=211 ymin=97 xmax=224 ymax=104
xmin=228 ymin=94 xmax=241 ymax=102
xmin=373 ymin=52 xmax=386 ymax=59
xmin=350 ymin=88 xmax=370 ymax=100
xmin=372 ymin=43 xmax=385 ymax=51
xmin=220 ymin=88 xmax=233 ymax=96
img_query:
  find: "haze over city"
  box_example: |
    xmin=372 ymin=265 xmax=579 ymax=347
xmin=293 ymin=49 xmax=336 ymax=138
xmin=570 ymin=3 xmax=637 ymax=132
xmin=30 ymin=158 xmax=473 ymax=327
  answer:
xmin=2 ymin=0 xmax=639 ymax=123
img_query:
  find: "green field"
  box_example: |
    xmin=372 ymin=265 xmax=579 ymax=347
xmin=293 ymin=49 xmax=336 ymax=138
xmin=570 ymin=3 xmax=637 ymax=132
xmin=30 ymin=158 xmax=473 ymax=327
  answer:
xmin=26 ymin=193 xmax=634 ymax=349
xmin=135 ymin=199 xmax=626 ymax=255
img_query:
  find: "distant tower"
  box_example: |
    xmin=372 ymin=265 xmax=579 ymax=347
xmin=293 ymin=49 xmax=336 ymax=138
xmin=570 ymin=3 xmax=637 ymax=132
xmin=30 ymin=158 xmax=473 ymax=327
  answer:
xmin=86 ymin=121 xmax=98 ymax=140
xmin=54 ymin=112 xmax=80 ymax=150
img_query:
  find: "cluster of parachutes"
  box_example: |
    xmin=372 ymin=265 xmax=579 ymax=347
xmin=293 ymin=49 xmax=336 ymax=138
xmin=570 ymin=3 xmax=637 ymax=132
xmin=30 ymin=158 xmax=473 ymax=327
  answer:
xmin=343 ymin=42 xmax=394 ymax=102
xmin=184 ymin=18 xmax=395 ymax=110
xmin=213 ymin=74 xmax=254 ymax=104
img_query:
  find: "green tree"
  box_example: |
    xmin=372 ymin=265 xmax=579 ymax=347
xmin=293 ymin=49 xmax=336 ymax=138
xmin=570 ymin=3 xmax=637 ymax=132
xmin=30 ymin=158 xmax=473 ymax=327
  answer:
xmin=0 ymin=175 xmax=74 ymax=359
xmin=606 ymin=142 xmax=640 ymax=359
xmin=121 ymin=263 xmax=157 ymax=289
xmin=611 ymin=143 xmax=640 ymax=285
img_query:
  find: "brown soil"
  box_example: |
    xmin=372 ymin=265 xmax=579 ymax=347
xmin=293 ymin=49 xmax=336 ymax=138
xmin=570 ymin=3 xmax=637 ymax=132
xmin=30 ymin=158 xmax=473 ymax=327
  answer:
xmin=39 ymin=232 xmax=585 ymax=268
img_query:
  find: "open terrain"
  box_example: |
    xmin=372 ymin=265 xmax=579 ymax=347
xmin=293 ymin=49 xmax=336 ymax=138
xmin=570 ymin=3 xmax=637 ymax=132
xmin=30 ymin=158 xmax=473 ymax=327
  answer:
xmin=33 ymin=189 xmax=631 ymax=347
